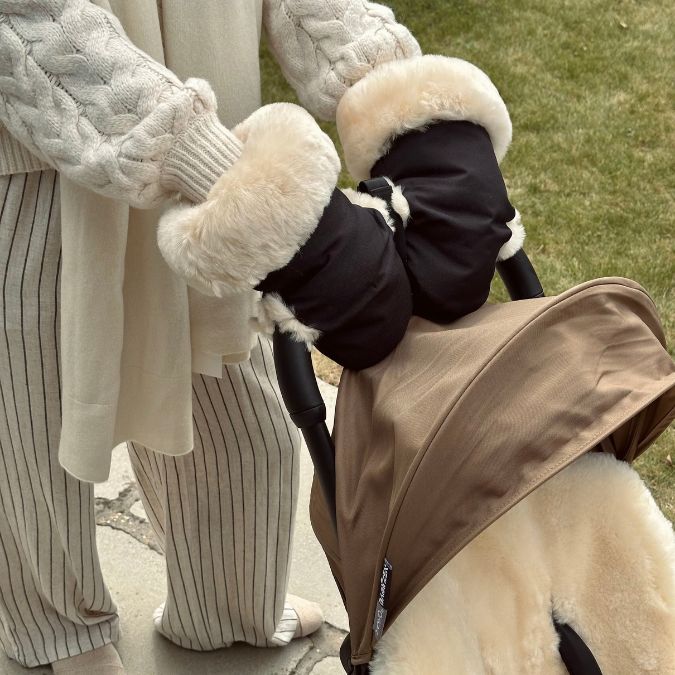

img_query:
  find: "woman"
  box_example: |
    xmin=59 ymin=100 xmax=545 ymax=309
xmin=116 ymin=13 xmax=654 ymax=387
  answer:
xmin=0 ymin=1 xmax=419 ymax=672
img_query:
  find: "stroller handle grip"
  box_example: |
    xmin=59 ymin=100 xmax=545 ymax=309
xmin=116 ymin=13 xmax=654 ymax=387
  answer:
xmin=273 ymin=333 xmax=326 ymax=428
xmin=273 ymin=331 xmax=337 ymax=525
xmin=496 ymin=249 xmax=544 ymax=300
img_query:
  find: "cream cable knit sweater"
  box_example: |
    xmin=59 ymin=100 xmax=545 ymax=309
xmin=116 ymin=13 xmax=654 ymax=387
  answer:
xmin=264 ymin=0 xmax=420 ymax=120
xmin=0 ymin=0 xmax=420 ymax=204
xmin=0 ymin=0 xmax=419 ymax=482
xmin=0 ymin=1 xmax=240 ymax=205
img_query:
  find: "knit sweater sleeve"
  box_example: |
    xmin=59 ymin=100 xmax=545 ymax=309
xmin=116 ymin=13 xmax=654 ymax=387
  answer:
xmin=0 ymin=0 xmax=243 ymax=206
xmin=262 ymin=0 xmax=421 ymax=121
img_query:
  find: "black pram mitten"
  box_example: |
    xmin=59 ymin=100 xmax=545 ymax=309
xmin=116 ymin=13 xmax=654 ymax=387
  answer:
xmin=157 ymin=103 xmax=411 ymax=370
xmin=337 ymin=55 xmax=525 ymax=323
xmin=256 ymin=188 xmax=412 ymax=370
xmin=367 ymin=120 xmax=516 ymax=323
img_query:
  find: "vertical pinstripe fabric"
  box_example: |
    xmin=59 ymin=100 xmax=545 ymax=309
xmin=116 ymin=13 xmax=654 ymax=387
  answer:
xmin=128 ymin=336 xmax=301 ymax=649
xmin=0 ymin=171 xmax=118 ymax=669
xmin=0 ymin=171 xmax=302 ymax=667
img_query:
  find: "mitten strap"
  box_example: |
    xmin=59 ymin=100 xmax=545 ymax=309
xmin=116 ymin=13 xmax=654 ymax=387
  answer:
xmin=358 ymin=177 xmax=408 ymax=262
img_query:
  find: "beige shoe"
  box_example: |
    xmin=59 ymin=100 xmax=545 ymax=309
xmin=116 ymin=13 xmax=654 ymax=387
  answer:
xmin=51 ymin=643 xmax=125 ymax=674
xmin=288 ymin=593 xmax=324 ymax=638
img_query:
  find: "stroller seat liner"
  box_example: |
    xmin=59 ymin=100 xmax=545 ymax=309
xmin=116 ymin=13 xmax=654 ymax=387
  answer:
xmin=309 ymin=277 xmax=675 ymax=666
xmin=371 ymin=452 xmax=675 ymax=674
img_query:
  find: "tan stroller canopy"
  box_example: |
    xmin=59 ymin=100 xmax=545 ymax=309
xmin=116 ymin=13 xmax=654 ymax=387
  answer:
xmin=309 ymin=277 xmax=675 ymax=666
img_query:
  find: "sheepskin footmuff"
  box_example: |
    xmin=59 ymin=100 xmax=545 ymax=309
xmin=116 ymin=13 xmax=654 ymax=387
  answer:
xmin=371 ymin=453 xmax=675 ymax=674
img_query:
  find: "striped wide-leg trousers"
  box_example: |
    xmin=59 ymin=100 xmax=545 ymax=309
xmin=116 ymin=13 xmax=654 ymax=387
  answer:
xmin=0 ymin=171 xmax=301 ymax=668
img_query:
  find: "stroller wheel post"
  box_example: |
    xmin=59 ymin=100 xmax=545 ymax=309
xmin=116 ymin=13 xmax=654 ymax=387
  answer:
xmin=272 ymin=330 xmax=337 ymax=529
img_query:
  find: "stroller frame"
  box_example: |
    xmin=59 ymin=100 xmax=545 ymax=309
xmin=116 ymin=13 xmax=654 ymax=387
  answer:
xmin=273 ymin=251 xmax=603 ymax=675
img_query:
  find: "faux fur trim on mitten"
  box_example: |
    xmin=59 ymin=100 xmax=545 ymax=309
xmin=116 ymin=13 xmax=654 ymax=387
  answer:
xmin=157 ymin=103 xmax=340 ymax=296
xmin=255 ymin=293 xmax=321 ymax=348
xmin=497 ymin=209 xmax=526 ymax=261
xmin=341 ymin=188 xmax=394 ymax=228
xmin=336 ymin=55 xmax=512 ymax=181
xmin=342 ymin=180 xmax=410 ymax=233
xmin=341 ymin=184 xmax=411 ymax=233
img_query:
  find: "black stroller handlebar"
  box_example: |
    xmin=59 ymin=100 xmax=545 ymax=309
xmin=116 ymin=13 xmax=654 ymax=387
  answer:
xmin=273 ymin=336 xmax=326 ymax=429
xmin=272 ymin=249 xmax=544 ymax=528
xmin=496 ymin=249 xmax=544 ymax=300
xmin=273 ymin=331 xmax=337 ymax=525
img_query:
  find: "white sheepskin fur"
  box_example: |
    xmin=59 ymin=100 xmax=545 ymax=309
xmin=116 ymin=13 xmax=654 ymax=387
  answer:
xmin=371 ymin=453 xmax=675 ymax=674
xmin=497 ymin=209 xmax=526 ymax=261
xmin=255 ymin=293 xmax=320 ymax=348
xmin=157 ymin=102 xmax=340 ymax=296
xmin=336 ymin=55 xmax=513 ymax=182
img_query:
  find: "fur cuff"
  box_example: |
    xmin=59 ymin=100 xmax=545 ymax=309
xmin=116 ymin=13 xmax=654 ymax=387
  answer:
xmin=157 ymin=103 xmax=340 ymax=296
xmin=336 ymin=55 xmax=512 ymax=181
xmin=497 ymin=209 xmax=526 ymax=261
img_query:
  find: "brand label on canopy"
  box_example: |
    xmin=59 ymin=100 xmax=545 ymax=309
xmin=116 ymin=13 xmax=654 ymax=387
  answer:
xmin=373 ymin=558 xmax=393 ymax=641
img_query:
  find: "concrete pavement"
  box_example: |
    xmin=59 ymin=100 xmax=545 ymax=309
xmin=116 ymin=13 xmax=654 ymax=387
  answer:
xmin=1 ymin=381 xmax=346 ymax=675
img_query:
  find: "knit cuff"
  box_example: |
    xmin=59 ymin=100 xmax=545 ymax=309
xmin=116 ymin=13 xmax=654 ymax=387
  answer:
xmin=0 ymin=127 xmax=52 ymax=176
xmin=161 ymin=111 xmax=243 ymax=203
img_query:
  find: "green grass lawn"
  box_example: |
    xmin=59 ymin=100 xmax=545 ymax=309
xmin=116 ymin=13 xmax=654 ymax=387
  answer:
xmin=260 ymin=0 xmax=674 ymax=521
